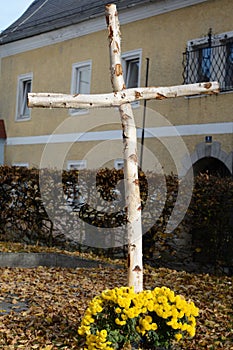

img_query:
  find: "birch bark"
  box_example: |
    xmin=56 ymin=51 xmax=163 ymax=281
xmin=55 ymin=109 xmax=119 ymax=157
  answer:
xmin=28 ymin=82 xmax=219 ymax=109
xmin=105 ymin=3 xmax=143 ymax=292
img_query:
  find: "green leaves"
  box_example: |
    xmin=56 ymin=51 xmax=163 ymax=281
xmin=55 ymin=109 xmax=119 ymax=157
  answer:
xmin=108 ymin=329 xmax=125 ymax=348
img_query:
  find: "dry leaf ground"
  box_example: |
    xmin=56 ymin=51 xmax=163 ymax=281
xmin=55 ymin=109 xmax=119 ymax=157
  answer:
xmin=0 ymin=243 xmax=232 ymax=349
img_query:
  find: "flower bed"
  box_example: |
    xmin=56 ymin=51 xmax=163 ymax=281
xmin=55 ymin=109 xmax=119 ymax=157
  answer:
xmin=78 ymin=286 xmax=199 ymax=349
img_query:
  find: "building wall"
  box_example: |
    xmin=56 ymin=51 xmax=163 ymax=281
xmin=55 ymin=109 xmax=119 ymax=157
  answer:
xmin=0 ymin=0 xmax=232 ymax=173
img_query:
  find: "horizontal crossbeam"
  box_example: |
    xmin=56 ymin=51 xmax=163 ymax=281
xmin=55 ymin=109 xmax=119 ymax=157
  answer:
xmin=28 ymin=82 xmax=219 ymax=109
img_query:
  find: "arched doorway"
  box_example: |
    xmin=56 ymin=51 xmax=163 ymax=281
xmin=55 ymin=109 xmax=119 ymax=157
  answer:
xmin=179 ymin=142 xmax=233 ymax=273
xmin=193 ymin=157 xmax=231 ymax=177
xmin=191 ymin=156 xmax=233 ymax=271
xmin=186 ymin=141 xmax=233 ymax=178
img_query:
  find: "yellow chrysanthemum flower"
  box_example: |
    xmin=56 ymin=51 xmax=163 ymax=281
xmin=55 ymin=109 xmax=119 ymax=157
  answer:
xmin=175 ymin=333 xmax=183 ymax=341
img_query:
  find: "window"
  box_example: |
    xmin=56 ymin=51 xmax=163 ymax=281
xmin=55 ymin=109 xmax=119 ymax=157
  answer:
xmin=122 ymin=49 xmax=141 ymax=89
xmin=70 ymin=61 xmax=92 ymax=115
xmin=16 ymin=73 xmax=33 ymax=120
xmin=125 ymin=58 xmax=139 ymax=88
xmin=183 ymin=31 xmax=233 ymax=92
xmin=114 ymin=159 xmax=124 ymax=170
xmin=12 ymin=163 xmax=29 ymax=168
xmin=67 ymin=160 xmax=87 ymax=170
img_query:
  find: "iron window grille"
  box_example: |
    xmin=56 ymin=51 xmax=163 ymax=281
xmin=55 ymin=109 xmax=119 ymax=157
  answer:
xmin=183 ymin=35 xmax=233 ymax=92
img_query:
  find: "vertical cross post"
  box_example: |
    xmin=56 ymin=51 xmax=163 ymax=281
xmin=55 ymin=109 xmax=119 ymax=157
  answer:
xmin=106 ymin=4 xmax=143 ymax=292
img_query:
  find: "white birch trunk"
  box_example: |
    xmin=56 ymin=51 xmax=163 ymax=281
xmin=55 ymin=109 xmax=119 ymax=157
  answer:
xmin=28 ymin=82 xmax=219 ymax=109
xmin=105 ymin=4 xmax=143 ymax=293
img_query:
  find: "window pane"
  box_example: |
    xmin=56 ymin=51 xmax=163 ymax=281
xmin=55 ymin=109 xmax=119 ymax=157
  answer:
xmin=114 ymin=159 xmax=124 ymax=170
xmin=228 ymin=42 xmax=233 ymax=63
xmin=19 ymin=79 xmax=31 ymax=118
xmin=67 ymin=160 xmax=87 ymax=170
xmin=71 ymin=63 xmax=91 ymax=114
xmin=22 ymin=80 xmax=31 ymax=116
xmin=199 ymin=47 xmax=211 ymax=82
xmin=126 ymin=59 xmax=139 ymax=88
xmin=76 ymin=66 xmax=90 ymax=94
xmin=225 ymin=42 xmax=233 ymax=89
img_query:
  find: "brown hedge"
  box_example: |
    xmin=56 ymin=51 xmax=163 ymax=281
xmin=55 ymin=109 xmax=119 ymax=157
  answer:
xmin=0 ymin=166 xmax=232 ymax=273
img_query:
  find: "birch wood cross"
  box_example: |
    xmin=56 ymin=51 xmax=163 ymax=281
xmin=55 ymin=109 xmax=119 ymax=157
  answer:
xmin=28 ymin=4 xmax=219 ymax=293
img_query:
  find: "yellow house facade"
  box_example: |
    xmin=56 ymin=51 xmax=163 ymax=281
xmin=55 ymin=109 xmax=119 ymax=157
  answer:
xmin=0 ymin=0 xmax=232 ymax=176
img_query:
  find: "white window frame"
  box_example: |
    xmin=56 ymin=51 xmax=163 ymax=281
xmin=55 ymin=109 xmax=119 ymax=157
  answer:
xmin=12 ymin=163 xmax=29 ymax=168
xmin=122 ymin=49 xmax=142 ymax=106
xmin=187 ymin=31 xmax=233 ymax=50
xmin=70 ymin=60 xmax=92 ymax=115
xmin=15 ymin=73 xmax=33 ymax=121
xmin=67 ymin=160 xmax=87 ymax=170
xmin=114 ymin=159 xmax=124 ymax=170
